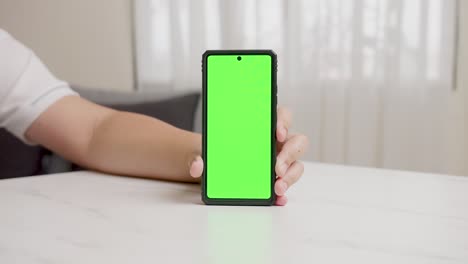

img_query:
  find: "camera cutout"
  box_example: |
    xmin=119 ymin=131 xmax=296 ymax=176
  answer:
xmin=237 ymin=56 xmax=242 ymax=61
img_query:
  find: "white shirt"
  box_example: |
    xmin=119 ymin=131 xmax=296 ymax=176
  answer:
xmin=0 ymin=29 xmax=77 ymax=144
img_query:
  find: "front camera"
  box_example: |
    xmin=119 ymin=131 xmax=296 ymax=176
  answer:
xmin=237 ymin=56 xmax=242 ymax=61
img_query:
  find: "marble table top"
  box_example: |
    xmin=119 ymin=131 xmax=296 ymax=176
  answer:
xmin=0 ymin=162 xmax=467 ymax=264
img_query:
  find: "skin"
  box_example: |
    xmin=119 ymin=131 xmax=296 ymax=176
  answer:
xmin=26 ymin=96 xmax=309 ymax=205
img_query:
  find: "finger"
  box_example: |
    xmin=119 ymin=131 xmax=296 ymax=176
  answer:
xmin=281 ymin=161 xmax=304 ymax=190
xmin=274 ymin=178 xmax=288 ymax=196
xmin=275 ymin=134 xmax=309 ymax=177
xmin=275 ymin=195 xmax=288 ymax=206
xmin=277 ymin=106 xmax=292 ymax=129
xmin=276 ymin=122 xmax=287 ymax=143
xmin=189 ymin=156 xmax=204 ymax=178
xmin=276 ymin=107 xmax=292 ymax=142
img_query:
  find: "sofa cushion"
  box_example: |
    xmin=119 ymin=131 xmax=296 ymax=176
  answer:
xmin=0 ymin=129 xmax=46 ymax=179
xmin=106 ymin=93 xmax=200 ymax=131
xmin=74 ymin=87 xmax=200 ymax=131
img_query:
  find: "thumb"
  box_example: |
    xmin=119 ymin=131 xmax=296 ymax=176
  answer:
xmin=189 ymin=155 xmax=204 ymax=178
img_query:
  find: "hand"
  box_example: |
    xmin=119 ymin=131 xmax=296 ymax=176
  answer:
xmin=189 ymin=107 xmax=309 ymax=206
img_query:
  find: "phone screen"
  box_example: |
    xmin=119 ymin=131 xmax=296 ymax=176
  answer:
xmin=203 ymin=51 xmax=276 ymax=204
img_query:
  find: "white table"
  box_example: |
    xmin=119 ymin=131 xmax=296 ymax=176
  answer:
xmin=0 ymin=162 xmax=467 ymax=264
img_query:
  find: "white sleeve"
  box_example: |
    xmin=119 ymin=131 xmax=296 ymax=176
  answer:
xmin=0 ymin=30 xmax=78 ymax=145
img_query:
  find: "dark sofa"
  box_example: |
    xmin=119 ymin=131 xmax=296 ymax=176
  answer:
xmin=0 ymin=87 xmax=201 ymax=179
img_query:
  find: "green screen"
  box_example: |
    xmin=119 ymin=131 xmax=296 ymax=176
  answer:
xmin=206 ymin=54 xmax=272 ymax=199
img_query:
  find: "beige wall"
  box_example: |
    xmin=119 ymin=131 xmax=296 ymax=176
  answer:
xmin=0 ymin=0 xmax=134 ymax=91
xmin=462 ymin=0 xmax=468 ymax=175
xmin=446 ymin=0 xmax=468 ymax=176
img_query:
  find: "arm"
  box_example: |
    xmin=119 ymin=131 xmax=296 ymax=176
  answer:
xmin=26 ymin=96 xmax=201 ymax=182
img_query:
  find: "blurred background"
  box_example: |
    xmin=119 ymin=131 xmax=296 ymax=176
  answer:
xmin=1 ymin=0 xmax=467 ymax=176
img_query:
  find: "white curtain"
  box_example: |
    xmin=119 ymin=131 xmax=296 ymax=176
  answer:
xmin=135 ymin=0 xmax=457 ymax=173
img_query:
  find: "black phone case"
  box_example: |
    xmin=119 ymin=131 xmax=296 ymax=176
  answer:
xmin=201 ymin=50 xmax=277 ymax=206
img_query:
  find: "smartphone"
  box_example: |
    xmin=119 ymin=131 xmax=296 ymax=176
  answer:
xmin=202 ymin=50 xmax=277 ymax=205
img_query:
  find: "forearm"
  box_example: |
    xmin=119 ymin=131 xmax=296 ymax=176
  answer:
xmin=85 ymin=111 xmax=201 ymax=182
